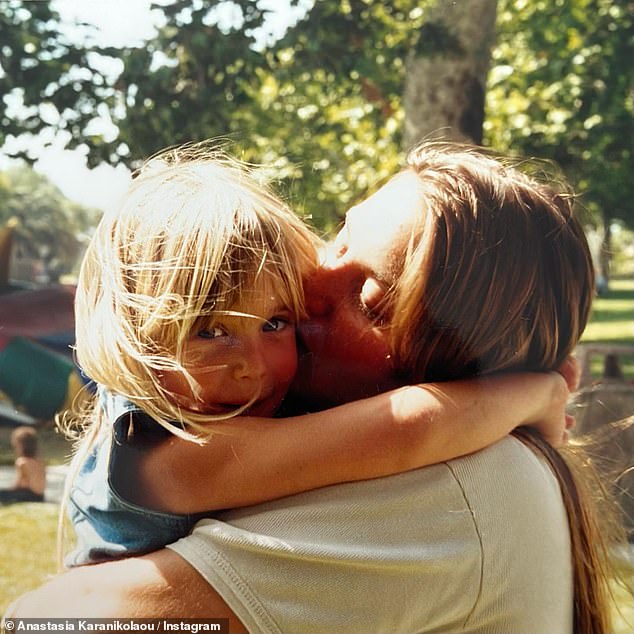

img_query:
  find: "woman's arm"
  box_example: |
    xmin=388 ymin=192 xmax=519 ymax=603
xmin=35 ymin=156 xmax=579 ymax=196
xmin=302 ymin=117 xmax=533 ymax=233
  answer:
xmin=123 ymin=370 xmax=570 ymax=514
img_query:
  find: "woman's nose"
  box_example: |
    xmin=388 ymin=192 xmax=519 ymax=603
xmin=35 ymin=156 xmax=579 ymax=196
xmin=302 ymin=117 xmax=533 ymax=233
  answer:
xmin=304 ymin=267 xmax=338 ymax=318
xmin=305 ymin=243 xmax=360 ymax=319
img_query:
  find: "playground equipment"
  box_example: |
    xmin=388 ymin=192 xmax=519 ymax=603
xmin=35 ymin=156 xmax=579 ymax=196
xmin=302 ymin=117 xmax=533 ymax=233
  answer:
xmin=0 ymin=285 xmax=84 ymax=423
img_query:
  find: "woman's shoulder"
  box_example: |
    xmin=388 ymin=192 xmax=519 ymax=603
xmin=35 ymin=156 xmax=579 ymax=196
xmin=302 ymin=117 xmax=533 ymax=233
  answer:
xmin=447 ymin=435 xmax=564 ymax=498
xmin=446 ymin=435 xmax=570 ymax=542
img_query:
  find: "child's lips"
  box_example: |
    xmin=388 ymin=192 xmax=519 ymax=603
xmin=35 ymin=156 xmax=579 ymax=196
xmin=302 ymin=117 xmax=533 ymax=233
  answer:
xmin=206 ymin=392 xmax=277 ymax=416
xmin=243 ymin=394 xmax=277 ymax=416
xmin=187 ymin=402 xmax=244 ymax=416
xmin=214 ymin=403 xmax=243 ymax=413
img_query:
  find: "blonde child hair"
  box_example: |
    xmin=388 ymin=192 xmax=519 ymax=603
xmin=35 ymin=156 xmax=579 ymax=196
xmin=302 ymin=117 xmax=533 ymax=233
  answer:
xmin=73 ymin=145 xmax=319 ymax=438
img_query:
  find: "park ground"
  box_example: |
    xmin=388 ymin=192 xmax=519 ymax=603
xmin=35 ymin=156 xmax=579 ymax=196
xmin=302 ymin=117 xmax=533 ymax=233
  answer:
xmin=1 ymin=278 xmax=633 ymax=623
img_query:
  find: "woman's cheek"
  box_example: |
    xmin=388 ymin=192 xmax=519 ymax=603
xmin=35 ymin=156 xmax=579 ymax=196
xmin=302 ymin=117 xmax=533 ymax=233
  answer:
xmin=277 ymin=338 xmax=300 ymax=386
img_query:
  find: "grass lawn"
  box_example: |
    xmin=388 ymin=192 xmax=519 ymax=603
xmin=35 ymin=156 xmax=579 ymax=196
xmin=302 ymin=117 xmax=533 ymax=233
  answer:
xmin=584 ymin=278 xmax=634 ymax=344
xmin=0 ymin=503 xmax=58 ymax=614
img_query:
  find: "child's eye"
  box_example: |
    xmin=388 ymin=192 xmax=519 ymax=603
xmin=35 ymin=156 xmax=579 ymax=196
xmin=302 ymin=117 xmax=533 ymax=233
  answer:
xmin=263 ymin=317 xmax=291 ymax=332
xmin=197 ymin=326 xmax=227 ymax=339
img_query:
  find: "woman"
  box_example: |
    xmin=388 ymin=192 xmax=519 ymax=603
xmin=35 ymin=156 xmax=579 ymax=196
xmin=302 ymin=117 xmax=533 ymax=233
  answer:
xmin=8 ymin=143 xmax=627 ymax=633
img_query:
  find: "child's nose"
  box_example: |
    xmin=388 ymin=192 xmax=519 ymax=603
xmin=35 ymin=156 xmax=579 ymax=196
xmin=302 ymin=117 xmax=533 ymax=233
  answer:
xmin=233 ymin=343 xmax=267 ymax=382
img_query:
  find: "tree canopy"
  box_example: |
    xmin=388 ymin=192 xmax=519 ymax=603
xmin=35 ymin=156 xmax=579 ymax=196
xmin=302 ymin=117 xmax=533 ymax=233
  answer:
xmin=91 ymin=0 xmax=426 ymax=229
xmin=487 ymin=0 xmax=634 ymax=230
xmin=1 ymin=0 xmax=632 ymax=235
xmin=0 ymin=0 xmax=108 ymax=157
xmin=0 ymin=165 xmax=98 ymax=282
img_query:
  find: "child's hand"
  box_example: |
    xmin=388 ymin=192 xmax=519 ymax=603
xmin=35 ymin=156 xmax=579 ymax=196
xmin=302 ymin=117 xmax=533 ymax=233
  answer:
xmin=525 ymin=371 xmax=573 ymax=448
xmin=556 ymin=354 xmax=581 ymax=445
xmin=557 ymin=354 xmax=581 ymax=392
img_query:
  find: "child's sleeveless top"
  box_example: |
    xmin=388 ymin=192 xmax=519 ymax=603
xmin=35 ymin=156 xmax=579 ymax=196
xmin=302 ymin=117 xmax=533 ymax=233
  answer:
xmin=66 ymin=388 xmax=205 ymax=566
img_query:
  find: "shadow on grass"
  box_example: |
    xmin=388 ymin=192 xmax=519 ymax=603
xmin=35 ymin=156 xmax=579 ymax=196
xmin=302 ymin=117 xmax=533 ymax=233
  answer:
xmin=600 ymin=288 xmax=634 ymax=302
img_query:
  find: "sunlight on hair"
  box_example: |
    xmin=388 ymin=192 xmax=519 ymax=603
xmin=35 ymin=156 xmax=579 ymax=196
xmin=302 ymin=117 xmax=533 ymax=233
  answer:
xmin=73 ymin=142 xmax=319 ymax=437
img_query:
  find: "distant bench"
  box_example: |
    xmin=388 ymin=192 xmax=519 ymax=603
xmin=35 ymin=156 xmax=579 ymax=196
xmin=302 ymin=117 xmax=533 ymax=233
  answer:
xmin=576 ymin=343 xmax=634 ymax=387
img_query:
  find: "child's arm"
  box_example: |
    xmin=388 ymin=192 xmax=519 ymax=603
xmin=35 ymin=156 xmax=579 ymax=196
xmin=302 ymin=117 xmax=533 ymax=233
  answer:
xmin=124 ymin=370 xmax=570 ymax=514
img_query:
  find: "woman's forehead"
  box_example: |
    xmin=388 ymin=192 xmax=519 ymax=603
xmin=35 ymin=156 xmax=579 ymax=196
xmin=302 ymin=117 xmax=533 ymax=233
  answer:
xmin=344 ymin=170 xmax=422 ymax=282
xmin=348 ymin=169 xmax=419 ymax=215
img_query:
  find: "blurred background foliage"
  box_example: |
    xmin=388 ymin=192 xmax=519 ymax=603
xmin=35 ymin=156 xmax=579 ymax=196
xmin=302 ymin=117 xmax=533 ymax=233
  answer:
xmin=0 ymin=167 xmax=98 ymax=283
xmin=0 ymin=0 xmax=632 ymax=262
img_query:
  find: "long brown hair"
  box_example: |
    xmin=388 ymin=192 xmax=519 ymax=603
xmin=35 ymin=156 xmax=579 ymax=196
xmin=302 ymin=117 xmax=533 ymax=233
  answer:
xmin=393 ymin=144 xmax=593 ymax=381
xmin=391 ymin=142 xmax=628 ymax=634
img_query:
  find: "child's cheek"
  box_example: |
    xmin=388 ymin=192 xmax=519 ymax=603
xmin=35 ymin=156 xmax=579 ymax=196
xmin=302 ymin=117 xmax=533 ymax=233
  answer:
xmin=157 ymin=369 xmax=194 ymax=406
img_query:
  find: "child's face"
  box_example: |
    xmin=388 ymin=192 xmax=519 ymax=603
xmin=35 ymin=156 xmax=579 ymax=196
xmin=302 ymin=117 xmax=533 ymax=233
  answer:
xmin=160 ymin=291 xmax=298 ymax=418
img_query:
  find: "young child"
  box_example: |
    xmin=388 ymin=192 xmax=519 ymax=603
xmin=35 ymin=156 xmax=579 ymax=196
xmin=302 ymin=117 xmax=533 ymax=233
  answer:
xmin=0 ymin=426 xmax=46 ymax=504
xmin=64 ymin=145 xmax=570 ymax=566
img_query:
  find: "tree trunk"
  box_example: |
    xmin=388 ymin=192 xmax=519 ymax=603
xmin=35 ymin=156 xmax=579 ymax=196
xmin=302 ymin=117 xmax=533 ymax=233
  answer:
xmin=598 ymin=212 xmax=612 ymax=294
xmin=0 ymin=221 xmax=15 ymax=290
xmin=403 ymin=0 xmax=498 ymax=148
